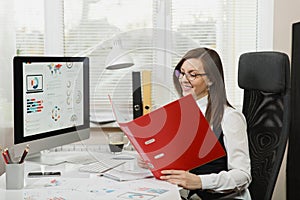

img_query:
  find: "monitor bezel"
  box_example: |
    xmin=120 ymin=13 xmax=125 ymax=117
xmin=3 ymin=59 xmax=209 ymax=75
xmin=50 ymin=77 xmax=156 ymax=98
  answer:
xmin=13 ymin=56 xmax=90 ymax=145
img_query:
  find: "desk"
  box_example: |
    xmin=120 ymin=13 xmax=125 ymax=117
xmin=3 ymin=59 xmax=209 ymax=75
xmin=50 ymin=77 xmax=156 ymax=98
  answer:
xmin=0 ymin=151 xmax=181 ymax=200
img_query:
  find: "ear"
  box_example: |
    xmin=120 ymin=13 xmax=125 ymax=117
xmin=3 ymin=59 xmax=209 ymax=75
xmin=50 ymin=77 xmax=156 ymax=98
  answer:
xmin=207 ymin=81 xmax=213 ymax=87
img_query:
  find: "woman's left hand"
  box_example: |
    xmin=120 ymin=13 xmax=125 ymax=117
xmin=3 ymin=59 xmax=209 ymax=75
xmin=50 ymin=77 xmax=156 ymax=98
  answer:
xmin=160 ymin=170 xmax=202 ymax=190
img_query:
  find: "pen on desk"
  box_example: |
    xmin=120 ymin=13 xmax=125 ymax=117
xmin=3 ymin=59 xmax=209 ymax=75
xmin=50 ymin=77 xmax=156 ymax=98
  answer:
xmin=19 ymin=145 xmax=30 ymax=164
xmin=98 ymin=161 xmax=126 ymax=176
xmin=112 ymin=157 xmax=135 ymax=160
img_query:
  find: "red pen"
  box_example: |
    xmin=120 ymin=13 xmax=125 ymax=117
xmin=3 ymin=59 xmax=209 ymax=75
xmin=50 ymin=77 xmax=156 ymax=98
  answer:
xmin=2 ymin=151 xmax=9 ymax=164
xmin=1 ymin=146 xmax=8 ymax=164
xmin=4 ymin=148 xmax=12 ymax=164
xmin=19 ymin=145 xmax=30 ymax=164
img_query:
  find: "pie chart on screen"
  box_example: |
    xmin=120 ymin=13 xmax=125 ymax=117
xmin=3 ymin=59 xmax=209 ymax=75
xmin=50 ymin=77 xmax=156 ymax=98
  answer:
xmin=31 ymin=77 xmax=39 ymax=89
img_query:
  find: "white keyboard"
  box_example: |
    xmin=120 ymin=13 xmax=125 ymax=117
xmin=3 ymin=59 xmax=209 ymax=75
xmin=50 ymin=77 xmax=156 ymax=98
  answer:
xmin=65 ymin=155 xmax=98 ymax=165
xmin=79 ymin=158 xmax=125 ymax=173
xmin=50 ymin=144 xmax=109 ymax=153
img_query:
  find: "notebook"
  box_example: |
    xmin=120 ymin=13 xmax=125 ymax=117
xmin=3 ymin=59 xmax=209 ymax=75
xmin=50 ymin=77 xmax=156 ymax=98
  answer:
xmin=109 ymin=94 xmax=226 ymax=179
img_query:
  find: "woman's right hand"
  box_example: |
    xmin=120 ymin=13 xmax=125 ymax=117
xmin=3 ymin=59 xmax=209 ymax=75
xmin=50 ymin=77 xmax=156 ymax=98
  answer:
xmin=137 ymin=156 xmax=149 ymax=169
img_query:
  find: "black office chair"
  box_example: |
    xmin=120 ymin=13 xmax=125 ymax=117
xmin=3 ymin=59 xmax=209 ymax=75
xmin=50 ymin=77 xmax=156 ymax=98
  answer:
xmin=238 ymin=51 xmax=291 ymax=200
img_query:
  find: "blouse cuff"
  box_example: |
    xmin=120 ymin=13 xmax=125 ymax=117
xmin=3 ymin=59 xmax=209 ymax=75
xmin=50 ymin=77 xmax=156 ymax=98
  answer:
xmin=199 ymin=174 xmax=216 ymax=190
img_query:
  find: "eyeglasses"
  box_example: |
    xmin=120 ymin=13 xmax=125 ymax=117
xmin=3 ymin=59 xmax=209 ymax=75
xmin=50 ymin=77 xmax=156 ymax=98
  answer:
xmin=175 ymin=70 xmax=207 ymax=81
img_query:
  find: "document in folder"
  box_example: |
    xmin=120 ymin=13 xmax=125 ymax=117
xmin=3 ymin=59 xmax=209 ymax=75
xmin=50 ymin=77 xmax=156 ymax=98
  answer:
xmin=109 ymin=94 xmax=226 ymax=179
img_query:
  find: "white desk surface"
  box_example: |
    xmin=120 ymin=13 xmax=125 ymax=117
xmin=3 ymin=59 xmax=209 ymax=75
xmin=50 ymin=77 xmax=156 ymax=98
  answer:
xmin=0 ymin=151 xmax=181 ymax=200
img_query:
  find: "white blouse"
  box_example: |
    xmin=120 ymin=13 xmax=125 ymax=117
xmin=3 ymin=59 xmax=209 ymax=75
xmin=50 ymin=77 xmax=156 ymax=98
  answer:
xmin=196 ymin=96 xmax=252 ymax=199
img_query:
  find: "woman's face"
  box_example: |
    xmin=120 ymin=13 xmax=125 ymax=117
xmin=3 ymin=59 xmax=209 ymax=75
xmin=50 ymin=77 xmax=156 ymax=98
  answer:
xmin=179 ymin=58 xmax=209 ymax=99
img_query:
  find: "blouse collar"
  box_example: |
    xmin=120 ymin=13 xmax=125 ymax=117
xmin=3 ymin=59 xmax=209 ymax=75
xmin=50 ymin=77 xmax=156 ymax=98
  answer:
xmin=196 ymin=95 xmax=208 ymax=114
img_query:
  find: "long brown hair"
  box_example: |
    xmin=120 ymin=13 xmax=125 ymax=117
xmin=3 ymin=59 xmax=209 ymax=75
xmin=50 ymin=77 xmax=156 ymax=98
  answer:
xmin=173 ymin=48 xmax=233 ymax=131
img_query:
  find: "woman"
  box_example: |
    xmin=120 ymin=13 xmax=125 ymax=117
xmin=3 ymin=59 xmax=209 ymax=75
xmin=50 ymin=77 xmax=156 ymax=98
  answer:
xmin=139 ymin=48 xmax=251 ymax=199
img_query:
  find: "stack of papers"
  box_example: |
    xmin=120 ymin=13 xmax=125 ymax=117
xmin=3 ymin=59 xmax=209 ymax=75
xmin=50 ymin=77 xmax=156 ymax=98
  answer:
xmin=103 ymin=168 xmax=153 ymax=181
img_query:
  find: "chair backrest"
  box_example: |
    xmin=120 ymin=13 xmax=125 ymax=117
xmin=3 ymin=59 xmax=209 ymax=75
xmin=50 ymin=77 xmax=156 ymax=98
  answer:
xmin=238 ymin=51 xmax=291 ymax=200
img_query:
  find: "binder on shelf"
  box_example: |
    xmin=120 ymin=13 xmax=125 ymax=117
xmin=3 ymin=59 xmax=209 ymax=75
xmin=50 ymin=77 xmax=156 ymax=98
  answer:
xmin=142 ymin=70 xmax=152 ymax=115
xmin=109 ymin=94 xmax=226 ymax=179
xmin=132 ymin=71 xmax=143 ymax=119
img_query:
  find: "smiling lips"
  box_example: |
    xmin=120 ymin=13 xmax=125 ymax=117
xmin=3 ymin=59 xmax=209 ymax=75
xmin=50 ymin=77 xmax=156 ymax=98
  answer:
xmin=182 ymin=84 xmax=193 ymax=91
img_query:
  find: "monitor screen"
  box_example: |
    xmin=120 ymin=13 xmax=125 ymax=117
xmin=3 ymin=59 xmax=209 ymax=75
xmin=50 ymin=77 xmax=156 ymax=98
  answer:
xmin=13 ymin=56 xmax=90 ymax=162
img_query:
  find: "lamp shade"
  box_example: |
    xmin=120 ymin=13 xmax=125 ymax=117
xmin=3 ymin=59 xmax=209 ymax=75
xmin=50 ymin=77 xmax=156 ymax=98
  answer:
xmin=105 ymin=39 xmax=134 ymax=70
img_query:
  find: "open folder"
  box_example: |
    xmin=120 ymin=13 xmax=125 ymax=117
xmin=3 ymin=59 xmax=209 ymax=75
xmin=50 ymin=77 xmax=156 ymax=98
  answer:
xmin=109 ymin=94 xmax=226 ymax=179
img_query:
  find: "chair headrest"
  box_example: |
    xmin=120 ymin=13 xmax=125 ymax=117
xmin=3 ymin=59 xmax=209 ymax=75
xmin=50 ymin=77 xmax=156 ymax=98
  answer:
xmin=238 ymin=51 xmax=289 ymax=93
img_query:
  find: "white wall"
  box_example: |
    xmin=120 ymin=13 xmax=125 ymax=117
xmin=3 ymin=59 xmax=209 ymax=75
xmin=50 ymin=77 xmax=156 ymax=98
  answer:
xmin=273 ymin=0 xmax=300 ymax=54
xmin=272 ymin=0 xmax=300 ymax=199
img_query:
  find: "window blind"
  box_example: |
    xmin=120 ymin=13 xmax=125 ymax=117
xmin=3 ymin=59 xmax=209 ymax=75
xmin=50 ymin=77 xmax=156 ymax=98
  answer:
xmin=63 ymin=0 xmax=154 ymax=119
xmin=169 ymin=0 xmax=257 ymax=107
xmin=14 ymin=0 xmax=259 ymax=119
xmin=14 ymin=0 xmax=45 ymax=55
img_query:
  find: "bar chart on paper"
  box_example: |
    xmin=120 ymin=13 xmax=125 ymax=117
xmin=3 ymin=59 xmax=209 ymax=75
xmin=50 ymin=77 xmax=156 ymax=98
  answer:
xmin=23 ymin=177 xmax=180 ymax=200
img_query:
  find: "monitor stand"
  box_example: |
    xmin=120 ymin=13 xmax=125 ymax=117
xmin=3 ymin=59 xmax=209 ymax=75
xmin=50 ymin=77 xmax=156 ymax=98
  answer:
xmin=25 ymin=150 xmax=98 ymax=165
xmin=25 ymin=151 xmax=66 ymax=166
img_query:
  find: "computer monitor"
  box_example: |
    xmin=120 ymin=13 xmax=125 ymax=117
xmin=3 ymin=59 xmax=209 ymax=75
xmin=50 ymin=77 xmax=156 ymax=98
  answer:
xmin=12 ymin=56 xmax=90 ymax=164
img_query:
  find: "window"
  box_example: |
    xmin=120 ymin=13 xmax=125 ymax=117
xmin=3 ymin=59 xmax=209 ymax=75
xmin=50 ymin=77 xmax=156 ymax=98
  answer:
xmin=64 ymin=0 xmax=154 ymax=119
xmin=14 ymin=0 xmax=45 ymax=55
xmin=15 ymin=0 xmax=265 ymax=120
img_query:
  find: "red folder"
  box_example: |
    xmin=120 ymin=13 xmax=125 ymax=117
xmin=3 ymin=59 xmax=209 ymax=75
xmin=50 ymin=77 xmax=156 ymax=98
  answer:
xmin=110 ymin=94 xmax=226 ymax=179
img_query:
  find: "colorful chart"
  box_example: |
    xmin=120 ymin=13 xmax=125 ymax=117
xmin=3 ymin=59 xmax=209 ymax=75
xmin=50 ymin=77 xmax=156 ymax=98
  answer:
xmin=31 ymin=77 xmax=39 ymax=89
xmin=48 ymin=63 xmax=62 ymax=75
xmin=118 ymin=192 xmax=156 ymax=199
xmin=27 ymin=98 xmax=44 ymax=113
xmin=26 ymin=75 xmax=43 ymax=92
xmin=51 ymin=106 xmax=61 ymax=121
